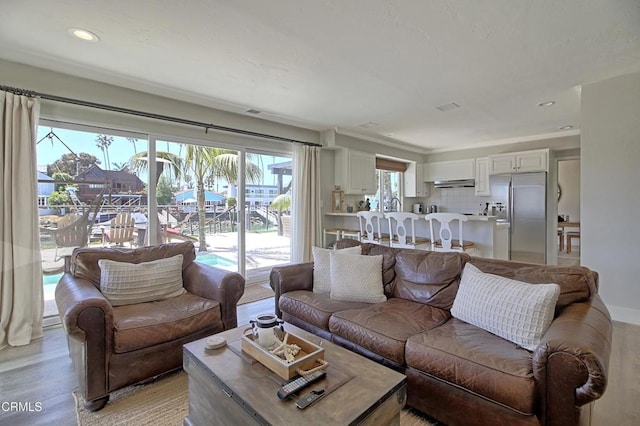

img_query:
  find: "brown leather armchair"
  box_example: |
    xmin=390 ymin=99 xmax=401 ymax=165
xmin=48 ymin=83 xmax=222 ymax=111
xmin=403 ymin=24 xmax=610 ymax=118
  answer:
xmin=55 ymin=242 xmax=244 ymax=411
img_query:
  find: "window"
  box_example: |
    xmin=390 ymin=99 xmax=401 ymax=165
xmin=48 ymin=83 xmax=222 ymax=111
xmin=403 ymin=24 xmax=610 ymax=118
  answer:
xmin=366 ymin=158 xmax=407 ymax=212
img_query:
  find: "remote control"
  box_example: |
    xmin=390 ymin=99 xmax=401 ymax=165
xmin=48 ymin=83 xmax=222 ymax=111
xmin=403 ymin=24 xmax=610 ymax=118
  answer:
xmin=277 ymin=370 xmax=326 ymax=400
xmin=296 ymin=388 xmax=325 ymax=409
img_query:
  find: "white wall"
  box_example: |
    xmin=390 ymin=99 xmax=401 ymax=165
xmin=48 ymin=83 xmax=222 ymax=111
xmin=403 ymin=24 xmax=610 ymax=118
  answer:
xmin=558 ymin=159 xmax=580 ymax=222
xmin=0 ymin=59 xmax=318 ymax=154
xmin=582 ymin=71 xmax=640 ymax=325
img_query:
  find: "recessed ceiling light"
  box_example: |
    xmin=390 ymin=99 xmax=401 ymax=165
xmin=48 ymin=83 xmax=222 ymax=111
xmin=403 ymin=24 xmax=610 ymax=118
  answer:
xmin=537 ymin=100 xmax=556 ymax=107
xmin=68 ymin=28 xmax=100 ymax=42
xmin=359 ymin=121 xmax=379 ymax=128
xmin=559 ymin=125 xmax=574 ymax=130
xmin=436 ymin=102 xmax=460 ymax=112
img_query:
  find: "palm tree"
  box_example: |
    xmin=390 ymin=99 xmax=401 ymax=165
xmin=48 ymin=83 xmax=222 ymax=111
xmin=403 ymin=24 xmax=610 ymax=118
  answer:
xmin=111 ymin=161 xmax=128 ymax=171
xmin=270 ymin=193 xmax=291 ymax=236
xmin=184 ymin=146 xmax=262 ymax=252
xmin=95 ymin=134 xmax=113 ymax=170
xmin=127 ymin=137 xmax=138 ymax=155
xmin=129 ymin=151 xmax=183 ymax=186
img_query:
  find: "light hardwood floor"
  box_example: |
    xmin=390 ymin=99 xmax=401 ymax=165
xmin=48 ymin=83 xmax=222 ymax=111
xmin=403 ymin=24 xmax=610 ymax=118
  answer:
xmin=1 ymin=297 xmax=638 ymax=425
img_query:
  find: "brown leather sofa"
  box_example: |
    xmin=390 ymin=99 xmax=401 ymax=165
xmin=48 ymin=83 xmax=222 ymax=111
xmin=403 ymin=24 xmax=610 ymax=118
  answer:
xmin=55 ymin=242 xmax=244 ymax=411
xmin=270 ymin=242 xmax=612 ymax=425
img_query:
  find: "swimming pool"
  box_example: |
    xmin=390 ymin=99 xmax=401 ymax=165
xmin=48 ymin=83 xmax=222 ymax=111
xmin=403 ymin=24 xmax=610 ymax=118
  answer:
xmin=195 ymin=253 xmax=236 ymax=269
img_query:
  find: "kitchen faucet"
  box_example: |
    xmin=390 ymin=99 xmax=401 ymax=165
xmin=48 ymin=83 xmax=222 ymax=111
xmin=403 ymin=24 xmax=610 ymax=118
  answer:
xmin=390 ymin=196 xmax=402 ymax=212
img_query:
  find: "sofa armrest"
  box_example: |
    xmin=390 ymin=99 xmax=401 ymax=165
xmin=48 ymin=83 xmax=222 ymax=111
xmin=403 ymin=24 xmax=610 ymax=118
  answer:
xmin=55 ymin=273 xmax=114 ymax=401
xmin=55 ymin=273 xmax=114 ymax=340
xmin=533 ymin=295 xmax=612 ymax=426
xmin=269 ymin=262 xmax=314 ymax=318
xmin=183 ymin=262 xmax=245 ymax=330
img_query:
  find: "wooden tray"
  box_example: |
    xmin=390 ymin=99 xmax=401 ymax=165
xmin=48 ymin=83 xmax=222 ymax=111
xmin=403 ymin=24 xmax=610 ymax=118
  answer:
xmin=241 ymin=328 xmax=325 ymax=379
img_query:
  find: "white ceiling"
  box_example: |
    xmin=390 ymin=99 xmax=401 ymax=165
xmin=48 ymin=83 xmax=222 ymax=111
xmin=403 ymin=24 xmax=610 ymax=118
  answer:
xmin=1 ymin=0 xmax=639 ymax=151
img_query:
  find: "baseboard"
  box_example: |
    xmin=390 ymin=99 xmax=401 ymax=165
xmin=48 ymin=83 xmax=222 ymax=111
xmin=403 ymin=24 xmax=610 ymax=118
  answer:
xmin=605 ymin=303 xmax=640 ymax=326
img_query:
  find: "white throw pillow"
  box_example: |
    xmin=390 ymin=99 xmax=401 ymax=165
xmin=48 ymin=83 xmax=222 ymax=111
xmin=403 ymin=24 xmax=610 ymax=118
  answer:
xmin=312 ymin=245 xmax=361 ymax=293
xmin=329 ymin=252 xmax=387 ymax=303
xmin=99 ymin=254 xmax=186 ymax=306
xmin=451 ymin=263 xmax=560 ymax=351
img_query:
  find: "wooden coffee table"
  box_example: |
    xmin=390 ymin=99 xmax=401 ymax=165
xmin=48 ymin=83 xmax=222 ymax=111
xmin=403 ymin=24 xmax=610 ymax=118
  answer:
xmin=183 ymin=323 xmax=407 ymax=425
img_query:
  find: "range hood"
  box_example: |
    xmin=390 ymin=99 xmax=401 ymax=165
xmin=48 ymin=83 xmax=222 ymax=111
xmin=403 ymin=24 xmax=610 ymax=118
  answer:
xmin=433 ymin=179 xmax=476 ymax=188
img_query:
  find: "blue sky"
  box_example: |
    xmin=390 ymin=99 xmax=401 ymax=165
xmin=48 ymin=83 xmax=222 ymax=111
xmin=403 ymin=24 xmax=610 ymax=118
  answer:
xmin=36 ymin=126 xmax=291 ymax=190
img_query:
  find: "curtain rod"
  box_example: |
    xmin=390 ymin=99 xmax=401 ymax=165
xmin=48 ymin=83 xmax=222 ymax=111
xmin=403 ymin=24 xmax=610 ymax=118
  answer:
xmin=0 ymin=84 xmax=321 ymax=147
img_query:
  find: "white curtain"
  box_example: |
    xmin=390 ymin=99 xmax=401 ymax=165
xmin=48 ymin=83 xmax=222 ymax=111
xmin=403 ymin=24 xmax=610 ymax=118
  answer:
xmin=291 ymin=145 xmax=322 ymax=263
xmin=0 ymin=91 xmax=43 ymax=350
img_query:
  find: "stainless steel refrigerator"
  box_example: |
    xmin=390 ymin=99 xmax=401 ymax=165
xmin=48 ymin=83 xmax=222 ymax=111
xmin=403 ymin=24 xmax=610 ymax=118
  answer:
xmin=489 ymin=172 xmax=547 ymax=264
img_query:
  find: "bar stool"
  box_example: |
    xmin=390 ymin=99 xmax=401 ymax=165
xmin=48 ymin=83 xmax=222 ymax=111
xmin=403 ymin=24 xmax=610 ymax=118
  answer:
xmin=385 ymin=212 xmax=430 ymax=249
xmin=322 ymin=228 xmax=343 ymax=248
xmin=356 ymin=211 xmax=387 ymax=245
xmin=425 ymin=213 xmax=476 ymax=254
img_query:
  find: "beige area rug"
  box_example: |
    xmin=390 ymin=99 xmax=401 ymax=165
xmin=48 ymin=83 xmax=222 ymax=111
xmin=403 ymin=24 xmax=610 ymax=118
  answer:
xmin=74 ymin=371 xmax=188 ymax=426
xmin=74 ymin=371 xmax=436 ymax=425
xmin=237 ymin=282 xmax=275 ymax=305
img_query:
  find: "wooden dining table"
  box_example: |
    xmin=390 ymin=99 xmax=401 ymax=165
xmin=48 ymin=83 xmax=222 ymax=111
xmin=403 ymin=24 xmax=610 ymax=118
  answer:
xmin=557 ymin=221 xmax=580 ymax=230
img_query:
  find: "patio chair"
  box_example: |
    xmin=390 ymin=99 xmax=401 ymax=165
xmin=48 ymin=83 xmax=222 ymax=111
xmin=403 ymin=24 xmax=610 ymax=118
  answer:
xmin=104 ymin=212 xmax=136 ymax=247
xmin=40 ymin=191 xmax=104 ymax=274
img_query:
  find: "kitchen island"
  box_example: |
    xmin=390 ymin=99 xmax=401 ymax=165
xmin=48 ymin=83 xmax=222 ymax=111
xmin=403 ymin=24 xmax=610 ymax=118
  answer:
xmin=324 ymin=212 xmax=510 ymax=259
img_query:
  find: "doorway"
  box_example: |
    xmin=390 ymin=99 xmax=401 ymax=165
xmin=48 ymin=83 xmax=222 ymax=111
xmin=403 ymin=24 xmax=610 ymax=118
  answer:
xmin=557 ymin=158 xmax=581 ymax=266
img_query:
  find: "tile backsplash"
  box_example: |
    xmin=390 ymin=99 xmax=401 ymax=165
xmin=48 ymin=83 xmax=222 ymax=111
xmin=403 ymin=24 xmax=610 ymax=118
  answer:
xmin=423 ymin=184 xmax=492 ymax=214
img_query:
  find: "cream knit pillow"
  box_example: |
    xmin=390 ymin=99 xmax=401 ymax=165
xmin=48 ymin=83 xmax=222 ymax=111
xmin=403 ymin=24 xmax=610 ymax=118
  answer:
xmin=99 ymin=254 xmax=186 ymax=306
xmin=451 ymin=263 xmax=560 ymax=351
xmin=312 ymin=245 xmax=361 ymax=293
xmin=329 ymin=251 xmax=386 ymax=304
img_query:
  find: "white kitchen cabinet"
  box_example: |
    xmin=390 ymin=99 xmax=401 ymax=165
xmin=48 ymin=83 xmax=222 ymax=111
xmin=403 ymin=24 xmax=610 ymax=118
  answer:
xmin=424 ymin=159 xmax=475 ymax=182
xmin=488 ymin=149 xmax=549 ymax=174
xmin=404 ymin=162 xmax=429 ymax=197
xmin=335 ymin=149 xmax=377 ymax=194
xmin=474 ymin=157 xmax=491 ymax=196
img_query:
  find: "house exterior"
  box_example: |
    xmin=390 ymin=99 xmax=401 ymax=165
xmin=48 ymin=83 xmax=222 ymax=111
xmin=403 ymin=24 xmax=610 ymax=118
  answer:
xmin=174 ymin=189 xmax=225 ymax=212
xmin=74 ymin=165 xmax=145 ymax=201
xmin=36 ymin=171 xmax=56 ymax=215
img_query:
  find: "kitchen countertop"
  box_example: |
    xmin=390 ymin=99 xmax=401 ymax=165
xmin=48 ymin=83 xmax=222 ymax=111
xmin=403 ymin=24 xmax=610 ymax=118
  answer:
xmin=325 ymin=212 xmax=503 ymax=222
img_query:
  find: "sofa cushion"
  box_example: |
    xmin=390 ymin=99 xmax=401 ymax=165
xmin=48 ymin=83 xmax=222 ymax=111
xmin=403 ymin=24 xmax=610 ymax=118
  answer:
xmin=392 ymin=250 xmax=468 ymax=309
xmin=452 ymin=263 xmax=560 ymax=351
xmin=329 ymin=298 xmax=450 ymax=365
xmin=99 ymin=254 xmax=186 ymax=306
xmin=359 ymin=244 xmax=398 ymax=293
xmin=112 ymin=293 xmax=221 ymax=353
xmin=72 ymin=242 xmax=196 ymax=288
xmin=405 ymin=318 xmax=535 ymax=415
xmin=469 ymin=257 xmax=597 ymax=309
xmin=312 ymin=245 xmax=361 ymax=293
xmin=278 ymin=290 xmax=373 ymax=331
xmin=330 ymin=252 xmax=387 ymax=303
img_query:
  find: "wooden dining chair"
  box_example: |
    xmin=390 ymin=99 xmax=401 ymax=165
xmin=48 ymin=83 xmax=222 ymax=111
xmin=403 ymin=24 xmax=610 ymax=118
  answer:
xmin=566 ymin=231 xmax=580 ymax=254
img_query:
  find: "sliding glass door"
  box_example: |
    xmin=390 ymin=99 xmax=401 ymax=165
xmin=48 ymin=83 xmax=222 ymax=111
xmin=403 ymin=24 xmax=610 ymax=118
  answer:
xmin=36 ymin=123 xmax=148 ymax=321
xmin=36 ymin=122 xmax=293 ymax=322
xmin=154 ymin=139 xmax=240 ymax=272
xmin=243 ymin=152 xmax=292 ymax=282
